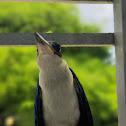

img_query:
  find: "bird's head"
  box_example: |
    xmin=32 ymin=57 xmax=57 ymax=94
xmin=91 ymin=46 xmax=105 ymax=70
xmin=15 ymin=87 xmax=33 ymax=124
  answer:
xmin=34 ymin=33 xmax=62 ymax=70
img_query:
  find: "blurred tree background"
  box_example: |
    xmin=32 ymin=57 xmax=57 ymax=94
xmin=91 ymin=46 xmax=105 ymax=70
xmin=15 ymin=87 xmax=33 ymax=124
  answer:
xmin=0 ymin=2 xmax=117 ymax=126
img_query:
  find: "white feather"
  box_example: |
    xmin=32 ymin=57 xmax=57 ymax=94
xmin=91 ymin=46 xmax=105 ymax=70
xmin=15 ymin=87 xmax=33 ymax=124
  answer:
xmin=37 ymin=54 xmax=80 ymax=126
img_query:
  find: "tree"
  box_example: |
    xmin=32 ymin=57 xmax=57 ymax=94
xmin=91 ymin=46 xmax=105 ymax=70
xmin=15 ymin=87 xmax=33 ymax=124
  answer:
xmin=0 ymin=3 xmax=100 ymax=33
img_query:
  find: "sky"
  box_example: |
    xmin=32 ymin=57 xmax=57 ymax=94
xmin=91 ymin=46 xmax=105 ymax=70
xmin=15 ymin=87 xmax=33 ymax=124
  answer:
xmin=77 ymin=4 xmax=115 ymax=64
xmin=78 ymin=4 xmax=114 ymax=33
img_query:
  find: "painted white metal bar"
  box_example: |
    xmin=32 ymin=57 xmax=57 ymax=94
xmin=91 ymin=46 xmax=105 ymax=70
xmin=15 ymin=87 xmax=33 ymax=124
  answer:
xmin=114 ymin=0 xmax=126 ymax=126
xmin=0 ymin=0 xmax=113 ymax=4
xmin=0 ymin=33 xmax=114 ymax=47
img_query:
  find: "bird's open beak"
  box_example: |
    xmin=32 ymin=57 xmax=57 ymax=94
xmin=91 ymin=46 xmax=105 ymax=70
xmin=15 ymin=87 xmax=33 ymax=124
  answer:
xmin=34 ymin=33 xmax=55 ymax=55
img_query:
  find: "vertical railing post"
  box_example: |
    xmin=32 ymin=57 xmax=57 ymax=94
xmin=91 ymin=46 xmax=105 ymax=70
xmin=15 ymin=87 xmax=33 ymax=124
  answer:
xmin=114 ymin=0 xmax=126 ymax=126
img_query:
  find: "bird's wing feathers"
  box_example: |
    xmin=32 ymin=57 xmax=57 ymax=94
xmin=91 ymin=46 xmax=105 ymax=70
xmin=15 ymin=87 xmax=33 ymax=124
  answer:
xmin=34 ymin=80 xmax=45 ymax=126
xmin=69 ymin=68 xmax=94 ymax=126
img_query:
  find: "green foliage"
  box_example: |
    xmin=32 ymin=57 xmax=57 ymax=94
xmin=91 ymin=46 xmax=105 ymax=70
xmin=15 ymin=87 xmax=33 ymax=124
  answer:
xmin=62 ymin=47 xmax=110 ymax=60
xmin=63 ymin=51 xmax=117 ymax=126
xmin=0 ymin=2 xmax=117 ymax=126
xmin=0 ymin=2 xmax=100 ymax=33
xmin=0 ymin=47 xmax=117 ymax=126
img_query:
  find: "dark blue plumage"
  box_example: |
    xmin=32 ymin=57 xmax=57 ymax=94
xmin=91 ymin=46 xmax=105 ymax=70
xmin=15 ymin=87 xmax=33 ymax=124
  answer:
xmin=34 ymin=68 xmax=93 ymax=126
xmin=34 ymin=80 xmax=44 ymax=126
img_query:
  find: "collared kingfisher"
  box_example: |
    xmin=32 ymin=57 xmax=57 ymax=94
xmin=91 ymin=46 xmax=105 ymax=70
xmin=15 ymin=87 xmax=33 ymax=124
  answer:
xmin=34 ymin=33 xmax=93 ymax=126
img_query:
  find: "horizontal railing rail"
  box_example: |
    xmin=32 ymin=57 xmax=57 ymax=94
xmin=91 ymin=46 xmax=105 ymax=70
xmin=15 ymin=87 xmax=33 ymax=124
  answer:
xmin=0 ymin=33 xmax=114 ymax=47
xmin=0 ymin=0 xmax=113 ymax=4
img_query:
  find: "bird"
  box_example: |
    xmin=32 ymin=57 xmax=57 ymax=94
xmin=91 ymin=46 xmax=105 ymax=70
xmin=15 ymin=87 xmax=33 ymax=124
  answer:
xmin=34 ymin=33 xmax=94 ymax=126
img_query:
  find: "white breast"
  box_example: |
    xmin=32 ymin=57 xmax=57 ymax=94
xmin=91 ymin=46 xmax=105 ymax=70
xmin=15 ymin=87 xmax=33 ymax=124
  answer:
xmin=38 ymin=55 xmax=80 ymax=126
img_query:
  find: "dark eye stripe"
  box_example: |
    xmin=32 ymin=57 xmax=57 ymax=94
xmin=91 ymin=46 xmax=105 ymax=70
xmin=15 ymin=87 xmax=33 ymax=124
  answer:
xmin=36 ymin=47 xmax=39 ymax=55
